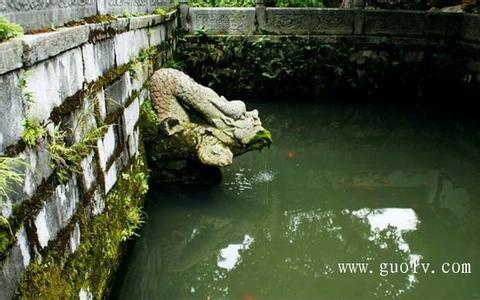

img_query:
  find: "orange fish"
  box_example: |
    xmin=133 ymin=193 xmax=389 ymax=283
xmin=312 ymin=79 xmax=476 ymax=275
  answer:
xmin=242 ymin=293 xmax=256 ymax=300
xmin=287 ymin=150 xmax=297 ymax=159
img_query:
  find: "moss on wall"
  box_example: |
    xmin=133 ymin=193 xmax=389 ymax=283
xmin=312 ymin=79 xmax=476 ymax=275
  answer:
xmin=174 ymin=35 xmax=471 ymax=100
xmin=0 ymin=14 xmax=179 ymax=299
xmin=15 ymin=151 xmax=149 ymax=299
xmin=138 ymin=98 xmax=159 ymax=144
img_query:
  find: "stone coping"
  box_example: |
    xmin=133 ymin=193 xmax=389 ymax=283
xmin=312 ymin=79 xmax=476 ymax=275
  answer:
xmin=0 ymin=11 xmax=176 ymax=76
xmin=1 ymin=0 xmax=171 ymax=32
xmin=187 ymin=7 xmax=480 ymax=45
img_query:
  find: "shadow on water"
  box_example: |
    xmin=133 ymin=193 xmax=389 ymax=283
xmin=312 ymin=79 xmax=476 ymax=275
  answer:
xmin=111 ymin=99 xmax=480 ymax=300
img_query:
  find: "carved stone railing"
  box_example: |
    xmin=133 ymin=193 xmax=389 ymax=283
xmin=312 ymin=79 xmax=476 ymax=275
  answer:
xmin=185 ymin=6 xmax=480 ymax=46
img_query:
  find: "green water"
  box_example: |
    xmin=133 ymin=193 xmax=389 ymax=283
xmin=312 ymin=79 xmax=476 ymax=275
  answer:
xmin=112 ymin=101 xmax=480 ymax=300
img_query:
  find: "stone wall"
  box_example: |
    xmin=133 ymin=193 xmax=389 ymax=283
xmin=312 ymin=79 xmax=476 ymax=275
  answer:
xmin=1 ymin=0 xmax=172 ymax=31
xmin=183 ymin=8 xmax=480 ymax=97
xmin=0 ymin=11 xmax=177 ymax=299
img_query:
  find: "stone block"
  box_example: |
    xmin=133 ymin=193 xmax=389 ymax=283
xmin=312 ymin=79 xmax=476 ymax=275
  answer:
xmin=79 ymin=288 xmax=94 ymax=300
xmin=82 ymin=38 xmax=116 ymax=82
xmin=105 ymin=73 xmax=132 ymax=115
xmin=80 ymin=152 xmax=97 ymax=191
xmin=97 ymin=88 xmax=107 ymax=121
xmin=265 ymin=8 xmax=355 ymax=35
xmin=148 ymin=24 xmax=166 ymax=47
xmin=22 ymin=26 xmax=89 ymax=66
xmin=24 ymin=48 xmax=84 ymax=123
xmin=461 ymin=14 xmax=480 ymax=43
xmin=97 ymin=125 xmax=117 ymax=171
xmin=16 ymin=228 xmax=31 ymax=269
xmin=0 ymin=228 xmax=31 ymax=300
xmin=138 ymin=88 xmax=149 ymax=106
xmin=127 ymin=127 xmax=140 ymax=158
xmin=114 ymin=29 xmax=150 ymax=66
xmin=363 ymin=10 xmax=425 ymax=36
xmin=2 ymin=143 xmax=52 ymax=219
xmin=117 ymin=147 xmax=131 ymax=169
xmin=150 ymin=0 xmax=172 ymax=10
xmin=67 ymin=96 xmax=99 ymax=144
xmin=123 ymin=99 xmax=140 ymax=141
xmin=92 ymin=190 xmax=105 ymax=216
xmin=129 ymin=15 xmax=154 ymax=30
xmin=425 ymin=12 xmax=462 ymax=38
xmin=0 ymin=71 xmax=24 ymax=152
xmin=134 ymin=28 xmax=151 ymax=52
xmin=21 ymin=146 xmax=53 ymax=196
xmin=69 ymin=223 xmax=81 ymax=254
xmin=34 ymin=177 xmax=79 ymax=248
xmin=1 ymin=0 xmax=97 ymax=32
xmin=151 ymin=15 xmax=167 ymax=26
xmin=108 ymin=18 xmax=131 ymax=34
xmin=0 ymin=39 xmax=23 ymax=75
xmin=114 ymin=31 xmax=135 ymax=66
xmin=96 ymin=0 xmax=151 ymax=16
xmin=130 ymin=61 xmax=151 ymax=91
xmin=189 ymin=8 xmax=256 ymax=35
xmin=104 ymin=162 xmax=117 ymax=194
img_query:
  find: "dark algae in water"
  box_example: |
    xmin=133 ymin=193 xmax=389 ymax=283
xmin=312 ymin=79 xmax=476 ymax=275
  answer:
xmin=112 ymin=101 xmax=480 ymax=300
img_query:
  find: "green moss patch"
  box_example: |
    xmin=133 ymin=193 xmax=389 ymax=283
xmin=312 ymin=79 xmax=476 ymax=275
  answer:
xmin=139 ymin=98 xmax=159 ymax=144
xmin=16 ymin=152 xmax=149 ymax=299
xmin=175 ymin=35 xmax=469 ymax=99
xmin=0 ymin=17 xmax=23 ymax=42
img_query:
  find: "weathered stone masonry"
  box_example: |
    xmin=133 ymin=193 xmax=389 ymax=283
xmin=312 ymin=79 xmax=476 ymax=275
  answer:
xmin=1 ymin=0 xmax=172 ymax=31
xmin=185 ymin=7 xmax=480 ymax=84
xmin=0 ymin=11 xmax=177 ymax=299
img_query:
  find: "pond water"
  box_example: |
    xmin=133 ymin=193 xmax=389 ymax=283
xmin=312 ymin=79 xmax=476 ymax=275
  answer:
xmin=112 ymin=101 xmax=480 ymax=300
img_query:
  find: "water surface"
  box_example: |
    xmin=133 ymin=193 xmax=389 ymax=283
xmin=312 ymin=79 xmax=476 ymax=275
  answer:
xmin=112 ymin=101 xmax=480 ymax=300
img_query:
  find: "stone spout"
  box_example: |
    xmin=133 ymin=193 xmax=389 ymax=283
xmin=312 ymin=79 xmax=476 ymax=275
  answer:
xmin=148 ymin=68 xmax=271 ymax=168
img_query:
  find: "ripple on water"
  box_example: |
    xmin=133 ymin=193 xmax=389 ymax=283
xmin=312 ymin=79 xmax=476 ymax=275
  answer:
xmin=224 ymin=168 xmax=275 ymax=195
xmin=252 ymin=170 xmax=275 ymax=183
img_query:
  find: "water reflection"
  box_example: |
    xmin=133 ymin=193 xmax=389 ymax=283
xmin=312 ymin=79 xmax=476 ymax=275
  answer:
xmin=217 ymin=235 xmax=254 ymax=271
xmin=352 ymin=208 xmax=421 ymax=295
xmin=112 ymin=102 xmax=480 ymax=300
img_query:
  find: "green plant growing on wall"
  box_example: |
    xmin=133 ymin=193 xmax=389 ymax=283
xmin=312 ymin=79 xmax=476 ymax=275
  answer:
xmin=128 ymin=58 xmax=140 ymax=80
xmin=139 ymin=99 xmax=159 ymax=143
xmin=163 ymin=57 xmax=184 ymax=70
xmin=120 ymin=170 xmax=148 ymax=241
xmin=0 ymin=218 xmax=13 ymax=257
xmin=121 ymin=203 xmax=145 ymax=241
xmin=72 ymin=92 xmax=102 ymax=137
xmin=0 ymin=157 xmax=26 ymax=205
xmin=16 ymin=154 xmax=149 ymax=298
xmin=175 ymin=35 xmax=469 ymax=98
xmin=154 ymin=7 xmax=167 ymax=16
xmin=46 ymin=90 xmax=107 ymax=182
xmin=122 ymin=10 xmax=132 ymax=18
xmin=0 ymin=16 xmax=23 ymax=42
xmin=18 ymin=70 xmax=34 ymax=106
xmin=48 ymin=124 xmax=107 ymax=183
xmin=0 ymin=156 xmax=27 ymax=257
xmin=22 ymin=119 xmax=46 ymax=147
